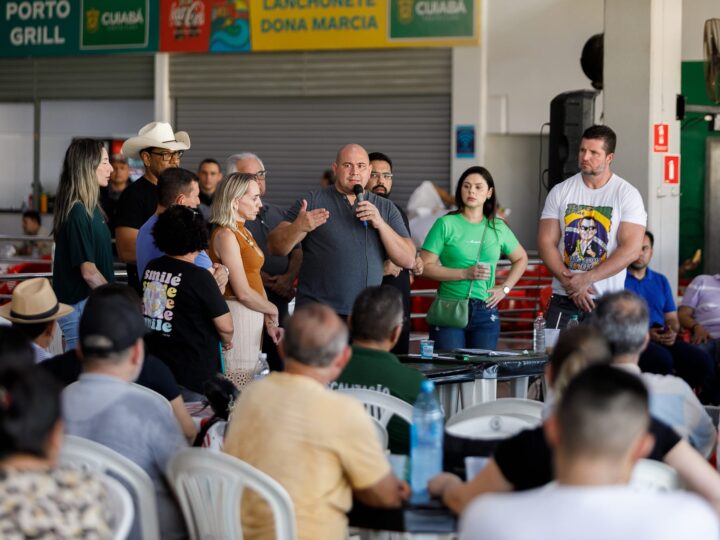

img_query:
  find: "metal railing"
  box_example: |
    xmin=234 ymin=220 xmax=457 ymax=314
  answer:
xmin=409 ymin=258 xmax=551 ymax=347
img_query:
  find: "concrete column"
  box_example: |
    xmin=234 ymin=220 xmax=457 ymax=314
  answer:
xmin=450 ymin=0 xmax=488 ymax=191
xmin=154 ymin=53 xmax=172 ymax=123
xmin=604 ymin=0 xmax=682 ymax=293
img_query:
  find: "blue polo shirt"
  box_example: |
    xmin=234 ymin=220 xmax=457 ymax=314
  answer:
xmin=625 ymin=268 xmax=676 ymax=327
xmin=136 ymin=213 xmax=212 ymax=277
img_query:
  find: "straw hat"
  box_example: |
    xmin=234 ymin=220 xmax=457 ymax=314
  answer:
xmin=121 ymin=121 xmax=191 ymax=159
xmin=0 ymin=278 xmax=73 ymax=324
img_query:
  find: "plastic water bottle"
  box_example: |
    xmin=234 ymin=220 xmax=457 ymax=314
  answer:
xmin=533 ymin=311 xmax=546 ymax=353
xmin=566 ymin=314 xmax=580 ymax=329
xmin=410 ymin=380 xmax=444 ymax=503
xmin=253 ymin=353 xmax=270 ymax=380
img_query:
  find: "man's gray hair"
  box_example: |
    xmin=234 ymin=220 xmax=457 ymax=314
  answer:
xmin=225 ymin=152 xmax=264 ymax=175
xmin=592 ymin=291 xmax=649 ymax=356
xmin=283 ymin=304 xmax=348 ymax=368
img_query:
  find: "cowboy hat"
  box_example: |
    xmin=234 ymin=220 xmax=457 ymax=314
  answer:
xmin=0 ymin=278 xmax=73 ymax=324
xmin=121 ymin=121 xmax=191 ymax=159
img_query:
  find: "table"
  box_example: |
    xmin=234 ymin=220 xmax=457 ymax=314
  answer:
xmin=401 ymin=358 xmax=492 ymax=419
xmin=349 ymin=497 xmax=456 ymax=538
xmin=400 ymin=351 xmax=549 ymax=416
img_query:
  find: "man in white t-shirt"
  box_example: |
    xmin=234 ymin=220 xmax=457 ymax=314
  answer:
xmin=459 ymin=364 xmax=719 ymax=540
xmin=538 ymin=125 xmax=646 ymax=328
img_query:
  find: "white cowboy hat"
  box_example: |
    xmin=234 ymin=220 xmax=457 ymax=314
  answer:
xmin=0 ymin=278 xmax=73 ymax=324
xmin=121 ymin=121 xmax=191 ymax=159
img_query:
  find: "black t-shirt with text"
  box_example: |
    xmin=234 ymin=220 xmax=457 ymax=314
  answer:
xmin=142 ymin=256 xmax=229 ymax=393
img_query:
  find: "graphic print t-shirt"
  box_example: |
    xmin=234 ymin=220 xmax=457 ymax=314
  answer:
xmin=142 ymin=256 xmax=229 ymax=393
xmin=541 ymin=173 xmax=646 ymax=297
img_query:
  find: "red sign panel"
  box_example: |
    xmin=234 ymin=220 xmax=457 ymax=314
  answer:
xmin=654 ymin=123 xmax=669 ymax=152
xmin=664 ymin=155 xmax=679 ymax=184
xmin=160 ymin=0 xmax=211 ymax=52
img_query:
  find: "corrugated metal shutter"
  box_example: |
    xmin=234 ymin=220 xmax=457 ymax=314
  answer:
xmin=173 ymin=48 xmax=451 ymax=210
xmin=170 ymin=48 xmax=451 ymax=97
xmin=0 ymin=56 xmax=154 ymax=101
xmin=176 ymin=95 xmax=451 ymax=210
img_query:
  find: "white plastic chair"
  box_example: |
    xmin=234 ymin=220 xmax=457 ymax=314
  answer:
xmin=166 ymin=448 xmax=297 ymax=540
xmin=101 ymin=474 xmax=135 ymax=540
xmin=370 ymin=416 xmax=390 ymax=449
xmin=336 ymin=388 xmax=413 ymax=428
xmin=446 ymin=398 xmax=544 ymax=428
xmin=60 ymin=435 xmax=161 ymax=540
xmin=631 ymin=459 xmax=681 ymax=491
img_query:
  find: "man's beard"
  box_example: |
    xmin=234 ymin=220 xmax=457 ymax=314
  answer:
xmin=372 ymin=187 xmax=390 ymax=198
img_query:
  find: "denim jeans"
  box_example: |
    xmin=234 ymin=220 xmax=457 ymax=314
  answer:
xmin=429 ymin=299 xmax=500 ymax=351
xmin=57 ymin=298 xmax=87 ymax=352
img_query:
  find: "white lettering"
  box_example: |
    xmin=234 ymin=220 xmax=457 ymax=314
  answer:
xmin=6 ymin=1 xmax=70 ymax=21
xmin=416 ymin=0 xmax=467 ymax=16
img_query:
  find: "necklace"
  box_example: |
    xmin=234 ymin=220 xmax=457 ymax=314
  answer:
xmin=236 ymin=227 xmax=255 ymax=247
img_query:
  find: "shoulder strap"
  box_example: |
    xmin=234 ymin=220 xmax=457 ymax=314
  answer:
xmin=466 ymin=220 xmax=490 ymax=299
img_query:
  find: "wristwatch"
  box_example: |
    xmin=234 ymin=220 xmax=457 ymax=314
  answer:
xmin=502 ymin=285 xmax=511 ymax=295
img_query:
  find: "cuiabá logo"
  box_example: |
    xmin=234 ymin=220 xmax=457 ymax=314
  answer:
xmin=85 ymin=6 xmax=145 ymax=32
xmin=397 ymin=0 xmax=414 ymax=24
xmin=85 ymin=8 xmax=100 ymax=33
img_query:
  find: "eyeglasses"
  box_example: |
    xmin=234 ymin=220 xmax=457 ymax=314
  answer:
xmin=370 ymin=172 xmax=393 ymax=180
xmin=579 ymin=225 xmax=596 ymax=231
xmin=149 ymin=150 xmax=184 ymax=162
xmin=252 ymin=170 xmax=267 ymax=179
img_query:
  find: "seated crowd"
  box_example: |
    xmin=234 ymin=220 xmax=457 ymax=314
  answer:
xmin=4 ymin=122 xmax=720 ymax=539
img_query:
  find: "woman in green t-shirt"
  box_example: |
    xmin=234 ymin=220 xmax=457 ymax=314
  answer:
xmin=420 ymin=166 xmax=528 ymax=351
xmin=52 ymin=139 xmax=115 ymax=351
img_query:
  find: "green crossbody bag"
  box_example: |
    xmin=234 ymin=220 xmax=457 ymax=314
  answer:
xmin=426 ymin=221 xmax=488 ymax=328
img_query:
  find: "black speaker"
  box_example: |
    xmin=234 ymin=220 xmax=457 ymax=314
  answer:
xmin=548 ymin=90 xmax=598 ymax=190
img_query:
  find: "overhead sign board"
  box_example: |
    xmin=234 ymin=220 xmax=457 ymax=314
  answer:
xmin=0 ymin=0 xmax=477 ymax=56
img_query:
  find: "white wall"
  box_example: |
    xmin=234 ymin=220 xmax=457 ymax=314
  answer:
xmin=0 ymin=104 xmax=34 ymax=209
xmin=40 ymin=100 xmax=153 ymax=193
xmin=486 ymin=0 xmax=604 ymax=135
xmin=484 ymin=134 xmax=547 ymax=251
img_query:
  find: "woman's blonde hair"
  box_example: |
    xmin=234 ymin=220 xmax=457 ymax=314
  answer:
xmin=53 ymin=138 xmax=104 ymax=233
xmin=209 ymin=172 xmax=257 ymax=231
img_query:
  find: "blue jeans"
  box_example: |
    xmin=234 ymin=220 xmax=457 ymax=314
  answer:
xmin=57 ymin=298 xmax=87 ymax=352
xmin=429 ymin=299 xmax=500 ymax=351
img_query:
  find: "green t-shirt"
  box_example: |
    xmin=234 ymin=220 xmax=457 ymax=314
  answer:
xmin=330 ymin=345 xmax=426 ymax=455
xmin=53 ymin=203 xmax=115 ymax=304
xmin=422 ymin=214 xmax=519 ymax=301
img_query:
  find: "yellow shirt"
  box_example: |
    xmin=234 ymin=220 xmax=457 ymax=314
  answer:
xmin=223 ymin=372 xmax=390 ymax=540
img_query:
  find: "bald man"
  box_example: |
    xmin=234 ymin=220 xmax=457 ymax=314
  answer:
xmin=224 ymin=303 xmax=409 ymax=539
xmin=267 ymin=144 xmax=415 ymax=317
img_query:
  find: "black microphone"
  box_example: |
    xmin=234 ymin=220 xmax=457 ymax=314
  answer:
xmin=353 ymin=184 xmax=368 ymax=228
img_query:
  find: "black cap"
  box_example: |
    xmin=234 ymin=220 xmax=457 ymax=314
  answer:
xmin=79 ymin=297 xmax=148 ymax=355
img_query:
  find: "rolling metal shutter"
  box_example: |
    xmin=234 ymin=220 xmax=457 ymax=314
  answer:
xmin=0 ymin=56 xmax=154 ymax=101
xmin=171 ymin=49 xmax=451 ymax=210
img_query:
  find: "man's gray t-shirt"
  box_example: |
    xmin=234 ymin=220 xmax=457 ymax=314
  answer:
xmin=62 ymin=373 xmax=188 ymax=540
xmin=245 ymin=201 xmax=296 ymax=277
xmin=285 ymin=186 xmax=410 ymax=315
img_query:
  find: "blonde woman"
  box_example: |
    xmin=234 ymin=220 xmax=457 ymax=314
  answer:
xmin=209 ymin=173 xmax=283 ymax=388
xmin=52 ymin=139 xmax=115 ymax=351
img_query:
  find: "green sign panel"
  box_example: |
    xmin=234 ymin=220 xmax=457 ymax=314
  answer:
xmin=389 ymin=0 xmax=475 ymax=40
xmin=81 ymin=0 xmax=149 ymax=49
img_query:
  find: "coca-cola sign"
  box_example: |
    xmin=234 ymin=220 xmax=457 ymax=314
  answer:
xmin=169 ymin=0 xmax=204 ymax=38
xmin=160 ymin=0 xmax=210 ymax=52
